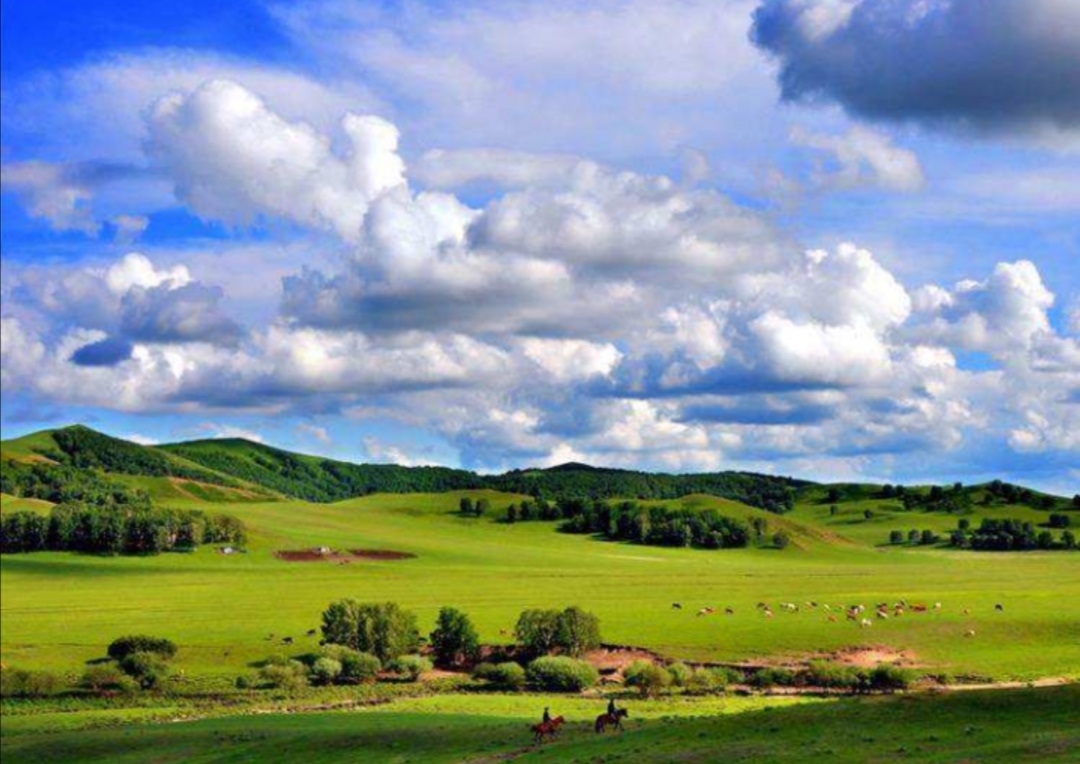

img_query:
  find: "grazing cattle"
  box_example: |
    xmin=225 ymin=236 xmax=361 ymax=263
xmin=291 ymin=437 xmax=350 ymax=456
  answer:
xmin=499 ymin=628 xmax=509 ymax=636
xmin=725 ymin=607 xmax=735 ymax=616
xmin=697 ymin=607 xmax=715 ymax=617
xmin=934 ymin=602 xmax=942 ymax=611
xmin=822 ymin=604 xmax=831 ymax=612
xmin=860 ymin=618 xmax=873 ymax=628
xmin=757 ymin=602 xmax=769 ymax=610
xmin=963 ymin=608 xmax=971 ymax=616
xmin=827 ymin=615 xmax=837 ymax=623
xmin=911 ymin=604 xmax=927 ymax=613
xmin=964 ymin=630 xmax=976 ymax=638
xmin=876 ymin=610 xmax=889 ymax=620
xmin=306 ymin=629 xmax=317 ymax=637
xmin=894 ymin=607 xmax=904 ymax=617
xmin=282 ymin=636 xmax=293 ymax=645
xmin=672 ymin=603 xmax=683 ymax=610
xmin=764 ymin=609 xmax=774 ymax=618
xmin=995 ymin=603 xmax=1004 ymax=612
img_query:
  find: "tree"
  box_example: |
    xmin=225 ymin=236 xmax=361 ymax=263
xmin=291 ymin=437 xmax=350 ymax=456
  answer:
xmin=515 ymin=609 xmax=562 ymax=656
xmin=321 ymin=600 xmax=420 ymax=662
xmin=826 ymin=488 xmax=842 ymax=503
xmin=773 ymin=531 xmax=791 ymax=549
xmin=1063 ymin=530 xmax=1076 ymax=550
xmin=555 ymin=606 xmax=601 ymax=657
xmin=1036 ymin=531 xmax=1054 ymax=549
xmin=429 ymin=607 xmax=480 ymax=667
xmin=920 ymin=529 xmax=937 ymax=546
xmin=459 ymin=497 xmax=474 ymax=515
xmin=751 ymin=516 xmax=768 ymax=539
xmin=889 ymin=530 xmax=904 ymax=545
xmin=506 ymin=504 xmax=517 ymax=523
xmin=958 ymin=518 xmax=970 ymax=530
xmin=475 ymin=498 xmax=491 ymax=517
xmin=829 ymin=505 xmax=839 ymax=517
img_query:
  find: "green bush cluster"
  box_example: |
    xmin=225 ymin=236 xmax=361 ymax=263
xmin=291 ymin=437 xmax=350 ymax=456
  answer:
xmin=559 ymin=500 xmax=750 ymax=549
xmin=515 ymin=606 xmax=601 ymax=657
xmin=472 ymin=662 xmax=527 ymax=690
xmin=525 ymin=656 xmax=599 ymax=692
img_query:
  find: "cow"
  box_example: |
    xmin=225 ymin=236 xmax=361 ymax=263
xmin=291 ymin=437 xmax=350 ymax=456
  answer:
xmin=994 ymin=603 xmax=1004 ymax=612
xmin=911 ymin=604 xmax=927 ymax=613
xmin=306 ymin=629 xmax=317 ymax=637
xmin=282 ymin=636 xmax=294 ymax=645
xmin=725 ymin=607 xmax=735 ymax=616
xmin=964 ymin=630 xmax=976 ymax=638
xmin=672 ymin=603 xmax=683 ymax=610
xmin=860 ymin=618 xmax=873 ymax=628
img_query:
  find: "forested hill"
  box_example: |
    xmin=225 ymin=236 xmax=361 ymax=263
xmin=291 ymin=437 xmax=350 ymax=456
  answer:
xmin=158 ymin=438 xmax=483 ymax=502
xmin=1 ymin=425 xmax=805 ymax=510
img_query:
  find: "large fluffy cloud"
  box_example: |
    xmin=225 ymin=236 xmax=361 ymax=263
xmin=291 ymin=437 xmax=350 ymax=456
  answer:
xmin=147 ymin=80 xmax=405 ymax=241
xmin=752 ymin=0 xmax=1080 ymax=141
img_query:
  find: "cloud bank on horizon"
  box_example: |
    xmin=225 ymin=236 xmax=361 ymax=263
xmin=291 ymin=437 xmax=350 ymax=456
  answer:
xmin=1 ymin=0 xmax=1077 ymax=491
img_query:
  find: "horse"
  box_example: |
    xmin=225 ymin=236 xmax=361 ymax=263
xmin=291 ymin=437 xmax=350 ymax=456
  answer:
xmin=531 ymin=715 xmax=565 ymax=744
xmin=595 ymin=708 xmax=629 ymax=733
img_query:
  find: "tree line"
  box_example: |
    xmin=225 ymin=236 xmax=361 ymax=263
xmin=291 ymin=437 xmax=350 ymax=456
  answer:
xmin=0 ymin=504 xmax=246 ymax=555
xmin=949 ymin=518 xmax=1076 ymax=551
xmin=553 ymin=499 xmax=751 ymax=549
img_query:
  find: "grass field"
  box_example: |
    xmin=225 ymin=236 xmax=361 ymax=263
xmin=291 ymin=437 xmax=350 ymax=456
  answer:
xmin=3 ymin=488 xmax=1078 ymax=682
xmin=2 ymin=686 xmax=1077 ymax=763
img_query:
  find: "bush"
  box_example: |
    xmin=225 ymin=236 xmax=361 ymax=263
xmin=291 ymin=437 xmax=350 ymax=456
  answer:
xmin=515 ymin=609 xmax=562 ymax=656
xmin=805 ymin=661 xmax=859 ymax=689
xmin=473 ymin=662 xmax=526 ymax=690
xmin=339 ymin=651 xmax=382 ymax=684
xmin=526 ymin=656 xmax=598 ymax=692
xmin=235 ymin=675 xmax=252 ymax=690
xmin=107 ymin=635 xmax=177 ymax=661
xmin=0 ymin=667 xmax=64 ymax=698
xmin=118 ymin=651 xmax=168 ymax=690
xmin=868 ymin=664 xmax=915 ymax=692
xmin=750 ymin=667 xmax=797 ymax=688
xmin=258 ymin=660 xmax=309 ymax=692
xmin=623 ymin=660 xmax=671 ymax=696
xmin=889 ymin=530 xmax=904 ymax=545
xmin=81 ymin=665 xmax=136 ymax=694
xmin=310 ymin=657 xmax=343 ymax=686
xmin=386 ymin=655 xmax=432 ymax=681
xmin=666 ymin=662 xmax=692 ymax=687
xmin=773 ymin=531 xmax=791 ymax=549
xmin=429 ymin=607 xmax=480 ymax=667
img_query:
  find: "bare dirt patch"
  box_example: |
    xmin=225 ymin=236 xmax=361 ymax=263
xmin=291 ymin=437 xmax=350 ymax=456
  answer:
xmin=274 ymin=548 xmax=415 ymax=562
xmin=830 ymin=645 xmax=918 ymax=668
xmin=349 ymin=549 xmax=416 ymax=561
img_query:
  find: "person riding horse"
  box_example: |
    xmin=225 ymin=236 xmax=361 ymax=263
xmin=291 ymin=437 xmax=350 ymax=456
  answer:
xmin=542 ymin=706 xmax=552 ymax=725
xmin=607 ymin=698 xmax=617 ymax=717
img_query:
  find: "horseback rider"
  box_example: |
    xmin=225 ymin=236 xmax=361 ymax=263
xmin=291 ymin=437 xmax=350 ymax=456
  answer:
xmin=607 ymin=697 xmax=617 ymax=718
xmin=542 ymin=706 xmax=552 ymax=725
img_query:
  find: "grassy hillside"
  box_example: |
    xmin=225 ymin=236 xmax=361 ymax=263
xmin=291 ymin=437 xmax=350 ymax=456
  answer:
xmin=158 ymin=438 xmax=483 ymax=501
xmin=2 ymin=685 xmax=1076 ymax=763
xmin=3 ymin=490 xmax=1077 ymax=681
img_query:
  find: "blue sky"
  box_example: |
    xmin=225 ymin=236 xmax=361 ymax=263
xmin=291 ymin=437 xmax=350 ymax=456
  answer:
xmin=1 ymin=0 xmax=1078 ymax=492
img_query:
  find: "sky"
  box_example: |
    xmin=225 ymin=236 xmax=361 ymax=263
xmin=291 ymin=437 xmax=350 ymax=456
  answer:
xmin=1 ymin=0 xmax=1078 ymax=492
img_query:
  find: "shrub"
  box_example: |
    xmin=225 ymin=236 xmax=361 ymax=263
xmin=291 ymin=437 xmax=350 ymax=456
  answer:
xmin=868 ymin=664 xmax=915 ymax=692
xmin=81 ymin=665 xmax=136 ymax=694
xmin=386 ymin=655 xmax=432 ymax=681
xmin=773 ymin=531 xmax=791 ymax=549
xmin=339 ymin=651 xmax=382 ymax=684
xmin=526 ymin=656 xmax=598 ymax=692
xmin=107 ymin=635 xmax=177 ymax=661
xmin=666 ymin=662 xmax=692 ymax=688
xmin=685 ymin=667 xmax=721 ymax=692
xmin=310 ymin=657 xmax=343 ymax=686
xmin=750 ymin=667 xmax=797 ymax=688
xmin=805 ymin=661 xmax=859 ymax=689
xmin=234 ymin=675 xmax=252 ymax=690
xmin=258 ymin=660 xmax=309 ymax=692
xmin=118 ymin=651 xmax=168 ymax=690
xmin=0 ymin=667 xmax=63 ymax=697
xmin=473 ymin=661 xmax=526 ymax=690
xmin=429 ymin=607 xmax=481 ymax=667
xmin=623 ymin=660 xmax=672 ymax=696
xmin=889 ymin=530 xmax=904 ymax=545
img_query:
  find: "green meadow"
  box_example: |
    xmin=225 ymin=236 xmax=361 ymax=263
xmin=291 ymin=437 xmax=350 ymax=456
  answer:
xmin=3 ymin=488 xmax=1078 ymax=681
xmin=1 ymin=429 xmax=1077 ymax=762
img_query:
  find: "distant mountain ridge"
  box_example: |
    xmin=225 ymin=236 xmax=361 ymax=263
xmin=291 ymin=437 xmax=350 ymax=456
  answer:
xmin=1 ymin=425 xmax=1072 ymax=511
xmin=1 ymin=425 xmax=806 ymax=509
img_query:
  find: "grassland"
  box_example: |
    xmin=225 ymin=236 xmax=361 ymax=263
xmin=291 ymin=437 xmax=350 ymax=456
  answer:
xmin=2 ymin=686 xmax=1076 ymax=763
xmin=2 ymin=489 xmax=1077 ymax=681
xmin=2 ymin=429 xmax=1077 ymax=762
